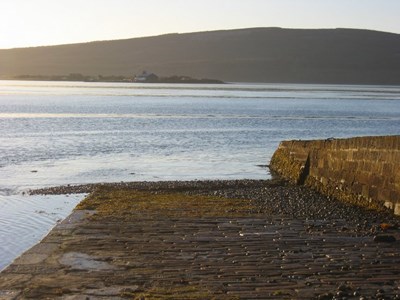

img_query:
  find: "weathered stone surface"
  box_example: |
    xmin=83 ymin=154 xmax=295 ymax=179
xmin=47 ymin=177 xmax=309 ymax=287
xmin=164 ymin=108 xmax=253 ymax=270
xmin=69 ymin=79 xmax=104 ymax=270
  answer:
xmin=12 ymin=254 xmax=49 ymax=265
xmin=373 ymin=234 xmax=397 ymax=243
xmin=59 ymin=252 xmax=118 ymax=271
xmin=0 ymin=290 xmax=21 ymax=299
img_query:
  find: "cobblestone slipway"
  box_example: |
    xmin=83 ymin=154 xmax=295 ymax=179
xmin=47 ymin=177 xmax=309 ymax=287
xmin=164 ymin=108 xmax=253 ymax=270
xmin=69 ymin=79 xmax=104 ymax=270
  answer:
xmin=1 ymin=180 xmax=400 ymax=299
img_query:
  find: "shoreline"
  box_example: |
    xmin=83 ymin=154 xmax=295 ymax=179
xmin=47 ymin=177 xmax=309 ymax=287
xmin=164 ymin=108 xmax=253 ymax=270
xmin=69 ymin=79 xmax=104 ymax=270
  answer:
xmin=29 ymin=179 xmax=273 ymax=195
xmin=30 ymin=179 xmax=400 ymax=228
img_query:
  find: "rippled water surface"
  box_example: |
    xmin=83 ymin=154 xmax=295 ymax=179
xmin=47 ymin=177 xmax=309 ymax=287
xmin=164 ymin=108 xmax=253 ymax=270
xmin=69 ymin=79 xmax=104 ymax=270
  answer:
xmin=0 ymin=80 xmax=399 ymax=270
xmin=0 ymin=193 xmax=84 ymax=271
xmin=1 ymin=81 xmax=400 ymax=192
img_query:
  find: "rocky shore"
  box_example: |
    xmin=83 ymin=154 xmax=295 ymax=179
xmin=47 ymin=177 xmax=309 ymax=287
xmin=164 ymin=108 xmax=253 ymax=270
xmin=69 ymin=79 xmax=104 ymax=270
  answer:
xmin=0 ymin=179 xmax=399 ymax=299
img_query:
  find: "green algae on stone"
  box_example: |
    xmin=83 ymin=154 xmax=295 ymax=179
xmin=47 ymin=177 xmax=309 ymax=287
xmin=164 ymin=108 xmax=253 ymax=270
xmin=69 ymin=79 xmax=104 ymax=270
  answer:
xmin=76 ymin=187 xmax=257 ymax=219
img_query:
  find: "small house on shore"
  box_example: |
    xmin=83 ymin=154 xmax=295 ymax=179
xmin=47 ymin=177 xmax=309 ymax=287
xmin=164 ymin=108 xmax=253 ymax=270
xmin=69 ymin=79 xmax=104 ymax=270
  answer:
xmin=133 ymin=71 xmax=159 ymax=83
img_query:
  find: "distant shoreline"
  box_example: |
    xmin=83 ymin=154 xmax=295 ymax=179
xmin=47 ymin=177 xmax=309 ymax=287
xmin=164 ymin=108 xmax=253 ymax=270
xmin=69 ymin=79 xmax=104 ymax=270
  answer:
xmin=2 ymin=74 xmax=225 ymax=84
xmin=4 ymin=77 xmax=400 ymax=87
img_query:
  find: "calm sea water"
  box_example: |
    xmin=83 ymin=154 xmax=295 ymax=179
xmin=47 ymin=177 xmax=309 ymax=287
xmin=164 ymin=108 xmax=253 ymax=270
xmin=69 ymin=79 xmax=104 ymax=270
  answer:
xmin=0 ymin=80 xmax=400 ymax=270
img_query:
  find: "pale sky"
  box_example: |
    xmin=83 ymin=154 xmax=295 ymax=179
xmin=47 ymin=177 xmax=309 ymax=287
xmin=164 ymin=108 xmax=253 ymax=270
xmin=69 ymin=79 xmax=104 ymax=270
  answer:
xmin=1 ymin=0 xmax=399 ymax=49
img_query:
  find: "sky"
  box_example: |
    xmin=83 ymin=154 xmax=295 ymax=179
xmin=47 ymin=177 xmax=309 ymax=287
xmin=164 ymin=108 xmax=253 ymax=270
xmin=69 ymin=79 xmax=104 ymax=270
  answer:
xmin=1 ymin=0 xmax=400 ymax=49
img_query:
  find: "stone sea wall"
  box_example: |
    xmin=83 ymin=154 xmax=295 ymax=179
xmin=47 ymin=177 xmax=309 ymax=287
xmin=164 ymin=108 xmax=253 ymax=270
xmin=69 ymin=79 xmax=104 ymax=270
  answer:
xmin=270 ymin=136 xmax=400 ymax=215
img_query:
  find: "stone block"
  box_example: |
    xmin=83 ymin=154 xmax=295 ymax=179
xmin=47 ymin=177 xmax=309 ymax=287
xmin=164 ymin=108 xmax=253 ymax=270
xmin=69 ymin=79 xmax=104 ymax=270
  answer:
xmin=368 ymin=150 xmax=379 ymax=161
xmin=320 ymin=177 xmax=328 ymax=186
xmin=353 ymin=150 xmax=364 ymax=160
xmin=378 ymin=189 xmax=392 ymax=202
xmin=342 ymin=171 xmax=355 ymax=184
xmin=390 ymin=191 xmax=400 ymax=202
xmin=351 ymin=182 xmax=363 ymax=194
xmin=362 ymin=161 xmax=372 ymax=172
xmin=316 ymin=167 xmax=329 ymax=179
xmin=395 ymin=203 xmax=400 ymax=215
xmin=361 ymin=185 xmax=369 ymax=199
xmin=357 ymin=171 xmax=371 ymax=185
xmin=346 ymin=150 xmax=354 ymax=161
xmin=370 ymin=175 xmax=384 ymax=187
xmin=382 ymin=163 xmax=393 ymax=176
xmin=317 ymin=159 xmax=324 ymax=168
xmin=368 ymin=187 xmax=378 ymax=199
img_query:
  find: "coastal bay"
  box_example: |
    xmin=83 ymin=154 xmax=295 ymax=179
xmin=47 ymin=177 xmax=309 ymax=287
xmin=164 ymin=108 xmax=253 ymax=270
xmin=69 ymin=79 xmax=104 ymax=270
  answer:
xmin=2 ymin=2 xmax=400 ymax=298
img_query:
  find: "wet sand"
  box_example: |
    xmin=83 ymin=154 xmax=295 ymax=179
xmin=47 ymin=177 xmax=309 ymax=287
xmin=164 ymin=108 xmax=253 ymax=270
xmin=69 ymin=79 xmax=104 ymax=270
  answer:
xmin=1 ymin=179 xmax=400 ymax=299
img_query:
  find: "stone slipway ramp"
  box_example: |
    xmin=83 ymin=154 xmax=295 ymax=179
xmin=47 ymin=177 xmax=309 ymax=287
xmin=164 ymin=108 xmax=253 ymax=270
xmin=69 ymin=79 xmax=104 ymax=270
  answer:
xmin=1 ymin=185 xmax=400 ymax=299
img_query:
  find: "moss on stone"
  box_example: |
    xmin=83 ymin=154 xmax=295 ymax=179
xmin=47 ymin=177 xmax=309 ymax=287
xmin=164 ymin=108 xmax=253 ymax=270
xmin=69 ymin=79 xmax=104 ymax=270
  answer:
xmin=76 ymin=186 xmax=257 ymax=219
xmin=270 ymin=146 xmax=306 ymax=185
xmin=305 ymin=176 xmax=389 ymax=213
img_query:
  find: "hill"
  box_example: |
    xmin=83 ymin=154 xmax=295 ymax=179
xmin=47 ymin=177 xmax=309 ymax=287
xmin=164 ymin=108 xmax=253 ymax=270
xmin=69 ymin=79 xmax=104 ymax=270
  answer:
xmin=1 ymin=27 xmax=400 ymax=84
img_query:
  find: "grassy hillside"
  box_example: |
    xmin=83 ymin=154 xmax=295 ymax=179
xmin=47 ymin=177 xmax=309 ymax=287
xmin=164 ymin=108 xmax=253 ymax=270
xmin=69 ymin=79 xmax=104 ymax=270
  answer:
xmin=1 ymin=27 xmax=400 ymax=84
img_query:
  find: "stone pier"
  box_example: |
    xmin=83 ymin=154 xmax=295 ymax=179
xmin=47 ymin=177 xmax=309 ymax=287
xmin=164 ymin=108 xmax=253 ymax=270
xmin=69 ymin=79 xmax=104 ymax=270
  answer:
xmin=270 ymin=135 xmax=400 ymax=215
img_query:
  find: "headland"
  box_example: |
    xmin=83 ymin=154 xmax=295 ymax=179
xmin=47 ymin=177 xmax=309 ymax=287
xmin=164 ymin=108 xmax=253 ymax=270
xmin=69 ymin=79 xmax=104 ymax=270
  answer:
xmin=2 ymin=28 xmax=400 ymax=85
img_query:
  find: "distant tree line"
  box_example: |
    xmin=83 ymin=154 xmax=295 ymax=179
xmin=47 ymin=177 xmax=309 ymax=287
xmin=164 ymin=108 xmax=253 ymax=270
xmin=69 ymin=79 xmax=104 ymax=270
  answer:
xmin=13 ymin=73 xmax=131 ymax=82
